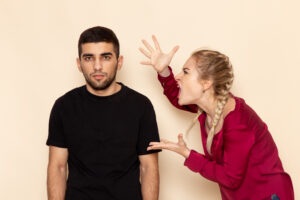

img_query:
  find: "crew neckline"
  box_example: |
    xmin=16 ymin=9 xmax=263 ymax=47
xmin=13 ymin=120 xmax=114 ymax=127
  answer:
xmin=83 ymin=82 xmax=126 ymax=101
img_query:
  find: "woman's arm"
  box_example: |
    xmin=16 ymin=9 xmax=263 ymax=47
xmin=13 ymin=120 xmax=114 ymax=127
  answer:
xmin=185 ymin=125 xmax=254 ymax=189
xmin=148 ymin=125 xmax=254 ymax=189
xmin=139 ymin=36 xmax=197 ymax=113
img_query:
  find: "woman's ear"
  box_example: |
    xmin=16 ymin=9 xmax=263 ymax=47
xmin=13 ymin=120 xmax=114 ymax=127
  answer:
xmin=201 ymin=79 xmax=213 ymax=91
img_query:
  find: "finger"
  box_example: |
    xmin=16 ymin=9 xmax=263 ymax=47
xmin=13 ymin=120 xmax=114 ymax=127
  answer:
xmin=178 ymin=133 xmax=183 ymax=140
xmin=139 ymin=47 xmax=151 ymax=58
xmin=147 ymin=143 xmax=167 ymax=150
xmin=149 ymin=142 xmax=163 ymax=146
xmin=148 ymin=142 xmax=177 ymax=152
xmin=149 ymin=141 xmax=172 ymax=150
xmin=140 ymin=61 xmax=152 ymax=65
xmin=159 ymin=139 xmax=177 ymax=147
xmin=169 ymin=45 xmax=180 ymax=57
xmin=152 ymin=35 xmax=161 ymax=51
xmin=142 ymin=39 xmax=154 ymax=53
xmin=147 ymin=145 xmax=163 ymax=151
xmin=178 ymin=133 xmax=185 ymax=144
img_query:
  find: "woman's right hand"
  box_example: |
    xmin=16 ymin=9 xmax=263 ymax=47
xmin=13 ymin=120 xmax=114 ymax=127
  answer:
xmin=139 ymin=35 xmax=179 ymax=76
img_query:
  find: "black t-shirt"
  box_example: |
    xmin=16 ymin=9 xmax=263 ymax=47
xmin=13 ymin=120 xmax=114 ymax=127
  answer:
xmin=47 ymin=83 xmax=161 ymax=200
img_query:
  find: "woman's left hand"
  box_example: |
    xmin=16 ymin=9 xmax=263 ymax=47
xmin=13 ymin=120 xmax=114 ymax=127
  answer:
xmin=147 ymin=134 xmax=191 ymax=158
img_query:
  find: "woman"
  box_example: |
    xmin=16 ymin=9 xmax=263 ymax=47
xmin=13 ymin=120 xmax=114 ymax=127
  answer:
xmin=139 ymin=36 xmax=294 ymax=200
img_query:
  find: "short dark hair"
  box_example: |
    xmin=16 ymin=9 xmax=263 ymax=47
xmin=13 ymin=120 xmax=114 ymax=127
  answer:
xmin=78 ymin=26 xmax=120 ymax=59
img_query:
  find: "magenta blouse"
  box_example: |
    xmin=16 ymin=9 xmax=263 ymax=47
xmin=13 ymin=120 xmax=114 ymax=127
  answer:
xmin=158 ymin=67 xmax=294 ymax=200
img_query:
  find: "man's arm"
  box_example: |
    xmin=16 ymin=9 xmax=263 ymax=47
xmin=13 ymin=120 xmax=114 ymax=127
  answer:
xmin=47 ymin=146 xmax=68 ymax=200
xmin=139 ymin=153 xmax=159 ymax=200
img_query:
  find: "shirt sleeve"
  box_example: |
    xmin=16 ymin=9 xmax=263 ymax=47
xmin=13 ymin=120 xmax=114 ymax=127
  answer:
xmin=137 ymin=98 xmax=161 ymax=155
xmin=157 ymin=67 xmax=198 ymax=113
xmin=184 ymin=124 xmax=254 ymax=189
xmin=46 ymin=100 xmax=67 ymax=148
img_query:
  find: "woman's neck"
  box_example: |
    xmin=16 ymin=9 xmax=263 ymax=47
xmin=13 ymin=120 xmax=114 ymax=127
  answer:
xmin=196 ymin=92 xmax=218 ymax=119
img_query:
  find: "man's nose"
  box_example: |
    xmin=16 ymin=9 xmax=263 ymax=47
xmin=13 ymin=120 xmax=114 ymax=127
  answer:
xmin=94 ymin=59 xmax=102 ymax=70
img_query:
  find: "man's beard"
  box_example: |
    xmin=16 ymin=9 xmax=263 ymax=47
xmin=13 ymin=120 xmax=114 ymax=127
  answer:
xmin=82 ymin=64 xmax=118 ymax=91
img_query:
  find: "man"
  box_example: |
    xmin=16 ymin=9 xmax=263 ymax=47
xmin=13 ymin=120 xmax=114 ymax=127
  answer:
xmin=46 ymin=26 xmax=160 ymax=200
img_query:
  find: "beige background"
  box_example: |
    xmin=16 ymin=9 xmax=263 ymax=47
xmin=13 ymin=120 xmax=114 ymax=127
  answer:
xmin=0 ymin=0 xmax=299 ymax=199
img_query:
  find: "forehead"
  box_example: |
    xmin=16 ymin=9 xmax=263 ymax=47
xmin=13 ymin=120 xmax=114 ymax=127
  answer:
xmin=81 ymin=42 xmax=115 ymax=56
xmin=183 ymin=56 xmax=197 ymax=69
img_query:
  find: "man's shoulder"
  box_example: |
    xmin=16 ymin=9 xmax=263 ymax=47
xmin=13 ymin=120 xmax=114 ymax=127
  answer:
xmin=55 ymin=85 xmax=85 ymax=105
xmin=124 ymin=85 xmax=152 ymax=105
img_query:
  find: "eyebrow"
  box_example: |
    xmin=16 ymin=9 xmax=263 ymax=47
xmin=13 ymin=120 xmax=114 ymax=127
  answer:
xmin=82 ymin=52 xmax=113 ymax=57
xmin=100 ymin=52 xmax=113 ymax=56
xmin=82 ymin=53 xmax=93 ymax=57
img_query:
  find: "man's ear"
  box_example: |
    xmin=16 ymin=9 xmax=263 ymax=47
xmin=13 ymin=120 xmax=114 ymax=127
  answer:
xmin=117 ymin=56 xmax=123 ymax=70
xmin=76 ymin=58 xmax=82 ymax=72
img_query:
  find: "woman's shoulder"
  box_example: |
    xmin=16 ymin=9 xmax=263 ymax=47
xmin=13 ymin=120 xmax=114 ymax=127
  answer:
xmin=225 ymin=94 xmax=252 ymax=118
xmin=223 ymin=95 xmax=249 ymax=127
xmin=224 ymin=94 xmax=265 ymax=132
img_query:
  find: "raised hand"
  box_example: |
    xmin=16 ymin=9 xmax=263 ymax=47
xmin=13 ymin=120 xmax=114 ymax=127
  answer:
xmin=147 ymin=134 xmax=191 ymax=158
xmin=139 ymin=35 xmax=179 ymax=76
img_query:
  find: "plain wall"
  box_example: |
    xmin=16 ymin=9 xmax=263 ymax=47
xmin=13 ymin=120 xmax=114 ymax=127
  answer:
xmin=0 ymin=0 xmax=299 ymax=199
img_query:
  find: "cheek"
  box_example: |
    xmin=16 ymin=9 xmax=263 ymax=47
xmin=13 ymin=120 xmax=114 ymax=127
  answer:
xmin=183 ymin=80 xmax=202 ymax=99
xmin=188 ymin=86 xmax=201 ymax=98
xmin=85 ymin=62 xmax=98 ymax=71
xmin=80 ymin=65 xmax=90 ymax=74
xmin=108 ymin=63 xmax=118 ymax=73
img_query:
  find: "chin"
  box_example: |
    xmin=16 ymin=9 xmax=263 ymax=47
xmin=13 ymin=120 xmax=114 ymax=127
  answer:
xmin=179 ymin=97 xmax=196 ymax=106
xmin=178 ymin=99 xmax=187 ymax=106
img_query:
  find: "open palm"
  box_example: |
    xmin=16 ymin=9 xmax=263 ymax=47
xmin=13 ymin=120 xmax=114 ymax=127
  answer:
xmin=139 ymin=35 xmax=179 ymax=73
xmin=147 ymin=134 xmax=191 ymax=158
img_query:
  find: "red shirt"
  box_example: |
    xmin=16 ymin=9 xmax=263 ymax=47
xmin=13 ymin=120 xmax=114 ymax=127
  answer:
xmin=158 ymin=67 xmax=294 ymax=200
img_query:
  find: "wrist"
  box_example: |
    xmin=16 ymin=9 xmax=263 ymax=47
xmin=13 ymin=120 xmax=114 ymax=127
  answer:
xmin=182 ymin=148 xmax=191 ymax=159
xmin=158 ymin=67 xmax=170 ymax=77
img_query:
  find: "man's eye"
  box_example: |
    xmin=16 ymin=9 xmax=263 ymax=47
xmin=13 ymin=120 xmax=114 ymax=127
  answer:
xmin=103 ymin=56 xmax=111 ymax=60
xmin=84 ymin=57 xmax=92 ymax=61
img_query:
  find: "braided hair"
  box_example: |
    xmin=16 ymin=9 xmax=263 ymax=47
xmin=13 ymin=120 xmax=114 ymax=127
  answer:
xmin=185 ymin=50 xmax=234 ymax=155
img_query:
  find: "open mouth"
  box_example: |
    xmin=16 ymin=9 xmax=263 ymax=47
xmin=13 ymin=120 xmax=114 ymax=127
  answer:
xmin=177 ymin=83 xmax=181 ymax=98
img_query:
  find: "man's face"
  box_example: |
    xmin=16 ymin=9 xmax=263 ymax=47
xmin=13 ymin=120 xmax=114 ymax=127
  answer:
xmin=77 ymin=42 xmax=122 ymax=91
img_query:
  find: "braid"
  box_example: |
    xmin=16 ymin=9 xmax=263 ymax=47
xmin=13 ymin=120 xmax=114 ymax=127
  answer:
xmin=185 ymin=109 xmax=202 ymax=138
xmin=206 ymin=90 xmax=230 ymax=155
xmin=186 ymin=49 xmax=234 ymax=155
xmin=206 ymin=55 xmax=234 ymax=155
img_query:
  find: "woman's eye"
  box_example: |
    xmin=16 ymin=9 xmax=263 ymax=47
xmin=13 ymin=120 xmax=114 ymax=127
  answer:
xmin=183 ymin=70 xmax=188 ymax=74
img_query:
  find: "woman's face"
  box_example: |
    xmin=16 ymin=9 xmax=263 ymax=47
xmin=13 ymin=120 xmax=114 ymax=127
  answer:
xmin=175 ymin=57 xmax=205 ymax=105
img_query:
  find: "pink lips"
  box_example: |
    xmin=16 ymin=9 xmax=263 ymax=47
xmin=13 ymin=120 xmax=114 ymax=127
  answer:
xmin=92 ymin=74 xmax=105 ymax=80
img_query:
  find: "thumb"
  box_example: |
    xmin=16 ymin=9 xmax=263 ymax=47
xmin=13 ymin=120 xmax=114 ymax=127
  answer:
xmin=178 ymin=133 xmax=185 ymax=144
xmin=169 ymin=45 xmax=179 ymax=57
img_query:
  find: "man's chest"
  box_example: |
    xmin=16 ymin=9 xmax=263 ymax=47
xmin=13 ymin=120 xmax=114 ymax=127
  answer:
xmin=61 ymin=105 xmax=141 ymax=155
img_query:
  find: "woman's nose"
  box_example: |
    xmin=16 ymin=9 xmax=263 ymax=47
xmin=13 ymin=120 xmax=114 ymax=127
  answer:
xmin=175 ymin=72 xmax=182 ymax=81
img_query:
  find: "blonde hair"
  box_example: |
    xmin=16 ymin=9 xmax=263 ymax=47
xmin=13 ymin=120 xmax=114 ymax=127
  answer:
xmin=185 ymin=49 xmax=234 ymax=155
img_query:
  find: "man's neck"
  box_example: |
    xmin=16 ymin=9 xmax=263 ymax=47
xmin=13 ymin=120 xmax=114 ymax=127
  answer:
xmin=86 ymin=82 xmax=121 ymax=97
